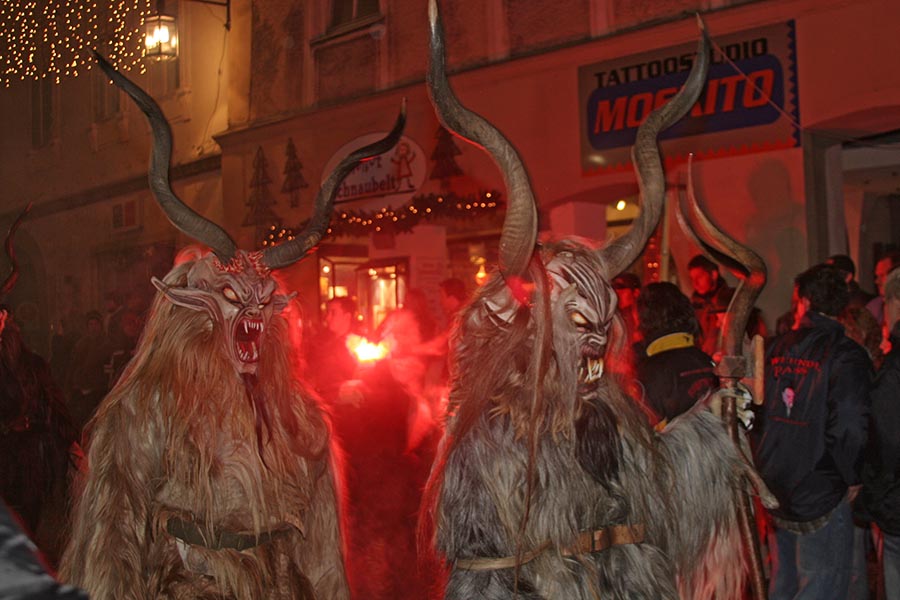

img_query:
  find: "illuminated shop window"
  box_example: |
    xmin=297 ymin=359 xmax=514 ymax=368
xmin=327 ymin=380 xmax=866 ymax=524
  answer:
xmin=356 ymin=259 xmax=408 ymax=333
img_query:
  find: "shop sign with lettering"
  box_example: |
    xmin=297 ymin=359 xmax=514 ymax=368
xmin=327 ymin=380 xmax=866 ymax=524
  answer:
xmin=323 ymin=134 xmax=426 ymax=204
xmin=578 ymin=21 xmax=799 ymax=175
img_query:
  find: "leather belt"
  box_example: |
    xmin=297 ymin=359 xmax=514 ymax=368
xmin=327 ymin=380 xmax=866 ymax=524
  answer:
xmin=455 ymin=523 xmax=646 ymax=571
xmin=166 ymin=516 xmax=294 ymax=552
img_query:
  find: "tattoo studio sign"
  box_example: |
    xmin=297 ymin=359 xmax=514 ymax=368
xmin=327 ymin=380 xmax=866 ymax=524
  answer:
xmin=578 ymin=21 xmax=799 ymax=175
xmin=323 ymin=134 xmax=426 ymax=204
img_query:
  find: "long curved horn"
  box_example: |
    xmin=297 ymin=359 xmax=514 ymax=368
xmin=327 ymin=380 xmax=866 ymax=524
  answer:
xmin=1 ymin=203 xmax=32 ymax=299
xmin=673 ymin=158 xmax=744 ymax=277
xmin=598 ymin=18 xmax=710 ymax=278
xmin=262 ymin=102 xmax=407 ymax=269
xmin=681 ymin=154 xmax=767 ymax=355
xmin=93 ymin=52 xmax=238 ymax=263
xmin=427 ymin=0 xmax=537 ymax=279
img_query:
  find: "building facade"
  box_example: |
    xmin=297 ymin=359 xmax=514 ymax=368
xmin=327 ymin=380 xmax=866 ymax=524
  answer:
xmin=2 ymin=0 xmax=899 ymax=354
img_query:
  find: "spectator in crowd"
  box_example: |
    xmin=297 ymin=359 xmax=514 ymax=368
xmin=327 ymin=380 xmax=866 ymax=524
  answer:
xmin=688 ymin=254 xmax=736 ymax=356
xmin=752 ymin=264 xmax=872 ymax=600
xmin=402 ymin=287 xmax=437 ymax=342
xmin=377 ymin=307 xmax=427 ymax=399
xmin=827 ymin=258 xmax=880 ymax=599
xmin=0 ymin=307 xmax=78 ymax=566
xmin=826 ymin=254 xmax=875 ymax=310
xmin=65 ymin=310 xmax=112 ymax=434
xmin=689 ymin=253 xmax=768 ymax=355
xmin=856 ymin=267 xmax=900 ymax=600
xmin=612 ymin=272 xmax=642 ymax=351
xmin=101 ymin=290 xmax=124 ymax=344
xmin=303 ymin=296 xmax=359 ymax=406
xmin=839 ymin=305 xmax=884 ymax=370
xmin=867 ymin=251 xmax=900 ymax=325
xmin=438 ymin=277 xmax=467 ymax=330
xmin=634 ymin=282 xmax=718 ymax=426
xmin=338 ymin=304 xmax=437 ymax=599
xmin=107 ymin=309 xmax=145 ymax=388
xmin=418 ymin=277 xmax=469 ymax=382
xmin=774 ymin=282 xmax=801 ymax=337
xmin=48 ymin=315 xmax=78 ymax=386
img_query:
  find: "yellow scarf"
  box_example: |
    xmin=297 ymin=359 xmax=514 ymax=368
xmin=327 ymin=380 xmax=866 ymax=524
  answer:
xmin=645 ymin=332 xmax=695 ymax=357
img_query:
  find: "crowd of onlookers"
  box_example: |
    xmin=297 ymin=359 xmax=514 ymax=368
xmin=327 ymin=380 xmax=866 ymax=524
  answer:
xmin=1 ymin=287 xmax=151 ymax=576
xmin=47 ymin=291 xmax=148 ymax=435
xmin=616 ymin=250 xmax=900 ymax=600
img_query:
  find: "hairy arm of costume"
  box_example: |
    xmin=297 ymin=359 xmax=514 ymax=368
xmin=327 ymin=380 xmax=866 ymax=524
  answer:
xmin=825 ymin=345 xmax=873 ymax=486
xmin=59 ymin=396 xmax=163 ymax=599
xmin=292 ymin=438 xmax=351 ymax=600
xmin=436 ymin=428 xmax=546 ymax=600
xmin=657 ymin=409 xmax=746 ymax=600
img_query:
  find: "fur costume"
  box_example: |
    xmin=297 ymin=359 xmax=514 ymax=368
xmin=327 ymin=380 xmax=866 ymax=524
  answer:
xmin=60 ymin=55 xmax=405 ymax=599
xmin=422 ymin=3 xmax=761 ymax=598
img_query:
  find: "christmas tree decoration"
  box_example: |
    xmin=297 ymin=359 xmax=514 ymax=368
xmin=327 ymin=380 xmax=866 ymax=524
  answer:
xmin=244 ymin=146 xmax=280 ymax=244
xmin=261 ymin=190 xmax=502 ymax=247
xmin=429 ymin=126 xmax=463 ymax=189
xmin=281 ymin=137 xmax=308 ymax=208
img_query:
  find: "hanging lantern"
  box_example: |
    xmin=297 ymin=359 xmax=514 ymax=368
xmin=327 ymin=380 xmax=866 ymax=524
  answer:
xmin=144 ymin=13 xmax=178 ymax=61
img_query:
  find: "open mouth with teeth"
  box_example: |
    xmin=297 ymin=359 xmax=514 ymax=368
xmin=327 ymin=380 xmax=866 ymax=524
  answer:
xmin=234 ymin=317 xmax=264 ymax=363
xmin=578 ymin=356 xmax=604 ymax=384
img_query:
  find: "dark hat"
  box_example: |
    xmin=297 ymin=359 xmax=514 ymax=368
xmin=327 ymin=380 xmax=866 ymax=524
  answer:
xmin=826 ymin=254 xmax=855 ymax=277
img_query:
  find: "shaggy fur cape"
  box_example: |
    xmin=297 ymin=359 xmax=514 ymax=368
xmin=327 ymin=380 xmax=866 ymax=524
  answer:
xmin=423 ymin=244 xmax=748 ymax=599
xmin=60 ymin=261 xmax=349 ymax=600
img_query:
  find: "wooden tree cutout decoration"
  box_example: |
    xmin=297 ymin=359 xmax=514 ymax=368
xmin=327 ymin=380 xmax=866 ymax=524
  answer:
xmin=281 ymin=137 xmax=308 ymax=208
xmin=430 ymin=125 xmax=463 ymax=189
xmin=244 ymin=146 xmax=280 ymax=245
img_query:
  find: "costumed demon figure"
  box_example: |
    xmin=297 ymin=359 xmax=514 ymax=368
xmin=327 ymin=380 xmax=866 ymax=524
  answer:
xmin=422 ymin=2 xmax=772 ymax=598
xmin=0 ymin=205 xmax=78 ymax=566
xmin=60 ymin=54 xmax=405 ymax=599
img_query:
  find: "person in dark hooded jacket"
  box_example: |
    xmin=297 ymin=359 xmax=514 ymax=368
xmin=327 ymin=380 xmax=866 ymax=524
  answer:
xmin=753 ymin=264 xmax=872 ymax=600
xmin=857 ymin=266 xmax=900 ymax=599
xmin=635 ymin=282 xmax=718 ymax=425
xmin=1 ymin=309 xmax=78 ymax=566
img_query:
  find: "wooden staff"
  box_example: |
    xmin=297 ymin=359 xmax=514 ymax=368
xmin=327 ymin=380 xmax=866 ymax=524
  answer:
xmin=676 ymin=156 xmax=774 ymax=600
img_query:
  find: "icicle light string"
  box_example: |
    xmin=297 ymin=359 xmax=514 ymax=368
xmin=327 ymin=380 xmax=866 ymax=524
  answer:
xmin=0 ymin=0 xmax=152 ymax=87
xmin=261 ymin=190 xmax=503 ymax=247
xmin=5 ymin=4 xmax=894 ymax=151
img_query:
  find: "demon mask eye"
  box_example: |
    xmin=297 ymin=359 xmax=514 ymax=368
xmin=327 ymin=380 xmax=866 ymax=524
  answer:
xmin=570 ymin=311 xmax=590 ymax=329
xmin=222 ymin=286 xmax=240 ymax=303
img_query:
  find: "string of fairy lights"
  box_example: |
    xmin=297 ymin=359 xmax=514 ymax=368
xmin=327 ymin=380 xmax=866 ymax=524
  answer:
xmin=0 ymin=0 xmax=151 ymax=86
xmin=261 ymin=190 xmax=503 ymax=247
